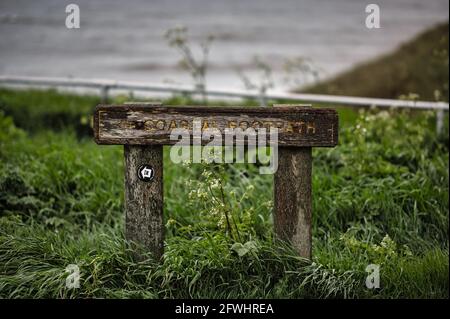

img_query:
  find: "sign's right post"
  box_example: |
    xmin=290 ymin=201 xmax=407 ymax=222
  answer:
xmin=273 ymin=104 xmax=313 ymax=259
xmin=274 ymin=146 xmax=312 ymax=259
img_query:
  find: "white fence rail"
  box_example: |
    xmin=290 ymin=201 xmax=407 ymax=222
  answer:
xmin=0 ymin=75 xmax=448 ymax=132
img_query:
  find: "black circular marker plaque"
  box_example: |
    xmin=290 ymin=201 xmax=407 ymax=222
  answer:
xmin=137 ymin=164 xmax=155 ymax=182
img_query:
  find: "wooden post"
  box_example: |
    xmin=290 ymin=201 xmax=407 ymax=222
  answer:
xmin=124 ymin=145 xmax=164 ymax=260
xmin=100 ymin=85 xmax=109 ymax=103
xmin=436 ymin=109 xmax=444 ymax=135
xmin=274 ymin=147 xmax=312 ymax=259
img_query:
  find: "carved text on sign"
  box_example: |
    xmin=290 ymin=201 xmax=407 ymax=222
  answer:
xmin=115 ymin=117 xmax=317 ymax=134
xmin=94 ymin=105 xmax=338 ymax=147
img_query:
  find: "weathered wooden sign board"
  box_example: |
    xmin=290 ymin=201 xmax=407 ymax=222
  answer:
xmin=94 ymin=104 xmax=338 ymax=260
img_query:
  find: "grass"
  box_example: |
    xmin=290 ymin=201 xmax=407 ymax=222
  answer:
xmin=0 ymin=86 xmax=448 ymax=298
xmin=302 ymin=22 xmax=449 ymax=102
xmin=0 ymin=88 xmax=99 ymax=136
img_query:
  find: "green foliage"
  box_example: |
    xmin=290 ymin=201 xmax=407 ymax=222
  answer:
xmin=313 ymin=110 xmax=449 ymax=251
xmin=0 ymin=90 xmax=448 ymax=298
xmin=0 ymin=117 xmax=123 ymax=229
xmin=0 ymin=88 xmax=99 ymax=136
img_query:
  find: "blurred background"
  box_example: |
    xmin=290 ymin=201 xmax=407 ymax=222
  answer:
xmin=0 ymin=0 xmax=448 ymax=92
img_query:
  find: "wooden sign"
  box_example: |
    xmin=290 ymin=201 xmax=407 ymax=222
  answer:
xmin=94 ymin=105 xmax=338 ymax=147
xmin=94 ymin=104 xmax=339 ymax=260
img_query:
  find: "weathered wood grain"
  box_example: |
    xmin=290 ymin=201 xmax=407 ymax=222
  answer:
xmin=124 ymin=145 xmax=164 ymax=260
xmin=274 ymin=147 xmax=312 ymax=259
xmin=94 ymin=105 xmax=338 ymax=147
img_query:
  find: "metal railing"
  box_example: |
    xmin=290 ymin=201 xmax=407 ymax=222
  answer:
xmin=0 ymin=75 xmax=448 ymax=132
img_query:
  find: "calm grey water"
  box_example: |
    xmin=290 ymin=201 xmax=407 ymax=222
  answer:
xmin=0 ymin=0 xmax=448 ymax=91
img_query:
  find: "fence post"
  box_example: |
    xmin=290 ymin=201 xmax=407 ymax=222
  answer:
xmin=436 ymin=109 xmax=444 ymax=135
xmin=100 ymin=85 xmax=110 ymax=103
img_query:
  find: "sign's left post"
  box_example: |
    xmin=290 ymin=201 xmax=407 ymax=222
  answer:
xmin=124 ymin=145 xmax=164 ymax=260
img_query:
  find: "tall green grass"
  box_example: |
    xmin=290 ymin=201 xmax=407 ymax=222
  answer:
xmin=0 ymin=88 xmax=448 ymax=298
